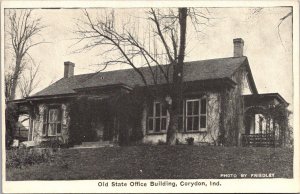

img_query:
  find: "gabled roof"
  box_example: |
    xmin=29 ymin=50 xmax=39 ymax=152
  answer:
xmin=29 ymin=56 xmax=253 ymax=98
xmin=32 ymin=73 xmax=95 ymax=97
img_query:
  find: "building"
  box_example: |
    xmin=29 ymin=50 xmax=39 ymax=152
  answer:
xmin=10 ymin=38 xmax=289 ymax=147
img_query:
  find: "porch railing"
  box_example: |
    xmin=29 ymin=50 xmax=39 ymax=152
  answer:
xmin=242 ymin=133 xmax=276 ymax=147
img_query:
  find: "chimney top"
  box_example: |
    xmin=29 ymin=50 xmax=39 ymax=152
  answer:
xmin=233 ymin=38 xmax=244 ymax=44
xmin=233 ymin=38 xmax=244 ymax=57
xmin=64 ymin=61 xmax=75 ymax=78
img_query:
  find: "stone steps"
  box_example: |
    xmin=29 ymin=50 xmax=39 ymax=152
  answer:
xmin=73 ymin=141 xmax=116 ymax=149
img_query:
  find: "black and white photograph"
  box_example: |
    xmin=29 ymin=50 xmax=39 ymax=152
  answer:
xmin=1 ymin=1 xmax=299 ymax=193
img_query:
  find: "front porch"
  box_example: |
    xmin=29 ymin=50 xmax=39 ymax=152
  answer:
xmin=242 ymin=93 xmax=290 ymax=147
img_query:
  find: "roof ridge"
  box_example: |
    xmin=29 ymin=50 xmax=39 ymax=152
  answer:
xmin=71 ymin=56 xmax=247 ymax=77
xmin=184 ymin=56 xmax=246 ymax=64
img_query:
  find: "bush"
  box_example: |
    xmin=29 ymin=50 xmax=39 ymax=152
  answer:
xmin=6 ymin=148 xmax=55 ymax=168
xmin=69 ymin=97 xmax=95 ymax=145
xmin=69 ymin=89 xmax=146 ymax=146
xmin=185 ymin=137 xmax=194 ymax=145
xmin=5 ymin=103 xmax=18 ymax=148
xmin=38 ymin=139 xmax=70 ymax=149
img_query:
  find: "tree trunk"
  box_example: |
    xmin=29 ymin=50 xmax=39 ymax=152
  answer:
xmin=166 ymin=107 xmax=178 ymax=145
xmin=166 ymin=8 xmax=188 ymax=145
xmin=10 ymin=58 xmax=22 ymax=100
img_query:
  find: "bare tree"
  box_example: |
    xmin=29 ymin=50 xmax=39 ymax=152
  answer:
xmin=19 ymin=62 xmax=40 ymax=98
xmin=6 ymin=9 xmax=46 ymax=100
xmin=5 ymin=70 xmax=14 ymax=100
xmin=249 ymin=8 xmax=292 ymax=48
xmin=277 ymin=11 xmax=292 ymax=47
xmin=74 ymin=8 xmax=212 ymax=144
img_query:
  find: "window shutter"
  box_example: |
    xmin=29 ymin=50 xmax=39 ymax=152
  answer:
xmin=42 ymin=107 xmax=48 ymax=136
xmin=57 ymin=108 xmax=62 ymax=134
xmin=58 ymin=107 xmax=62 ymax=122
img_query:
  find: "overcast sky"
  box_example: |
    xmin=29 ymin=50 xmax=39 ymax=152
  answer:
xmin=4 ymin=7 xmax=293 ymax=107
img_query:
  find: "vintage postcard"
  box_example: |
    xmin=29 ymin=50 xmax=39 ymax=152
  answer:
xmin=1 ymin=0 xmax=299 ymax=193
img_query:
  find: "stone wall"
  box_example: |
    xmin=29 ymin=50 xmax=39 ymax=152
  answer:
xmin=241 ymin=69 xmax=252 ymax=95
xmin=61 ymin=103 xmax=70 ymax=143
xmin=220 ymin=65 xmax=246 ymax=146
xmin=31 ymin=104 xmax=45 ymax=143
xmin=31 ymin=103 xmax=70 ymax=144
xmin=142 ymin=92 xmax=221 ymax=145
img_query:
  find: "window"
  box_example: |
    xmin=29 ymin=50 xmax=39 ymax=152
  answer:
xmin=148 ymin=102 xmax=167 ymax=132
xmin=185 ymin=98 xmax=207 ymax=131
xmin=147 ymin=97 xmax=207 ymax=133
xmin=42 ymin=106 xmax=62 ymax=136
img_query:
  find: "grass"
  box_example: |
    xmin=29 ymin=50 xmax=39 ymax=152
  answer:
xmin=6 ymin=145 xmax=293 ymax=180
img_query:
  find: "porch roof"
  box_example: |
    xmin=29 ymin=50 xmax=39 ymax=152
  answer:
xmin=27 ymin=56 xmax=251 ymax=98
xmin=6 ymin=99 xmax=31 ymax=114
xmin=243 ymin=93 xmax=289 ymax=106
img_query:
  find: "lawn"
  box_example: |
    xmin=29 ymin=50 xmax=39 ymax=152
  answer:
xmin=6 ymin=145 xmax=293 ymax=180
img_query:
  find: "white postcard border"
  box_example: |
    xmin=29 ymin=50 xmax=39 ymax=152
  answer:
xmin=1 ymin=1 xmax=299 ymax=193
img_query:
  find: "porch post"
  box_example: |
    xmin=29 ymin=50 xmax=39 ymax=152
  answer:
xmin=28 ymin=104 xmax=34 ymax=141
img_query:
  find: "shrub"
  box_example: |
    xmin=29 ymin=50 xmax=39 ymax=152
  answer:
xmin=38 ymin=139 xmax=70 ymax=149
xmin=6 ymin=148 xmax=55 ymax=168
xmin=69 ymin=89 xmax=145 ymax=146
xmin=185 ymin=137 xmax=194 ymax=145
xmin=69 ymin=97 xmax=95 ymax=145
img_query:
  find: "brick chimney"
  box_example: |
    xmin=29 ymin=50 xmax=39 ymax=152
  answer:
xmin=233 ymin=38 xmax=244 ymax=57
xmin=64 ymin=61 xmax=75 ymax=78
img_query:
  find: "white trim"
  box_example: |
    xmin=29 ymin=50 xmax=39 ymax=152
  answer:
xmin=185 ymin=97 xmax=207 ymax=132
xmin=148 ymin=97 xmax=207 ymax=133
xmin=148 ymin=101 xmax=168 ymax=133
xmin=42 ymin=107 xmax=62 ymax=137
